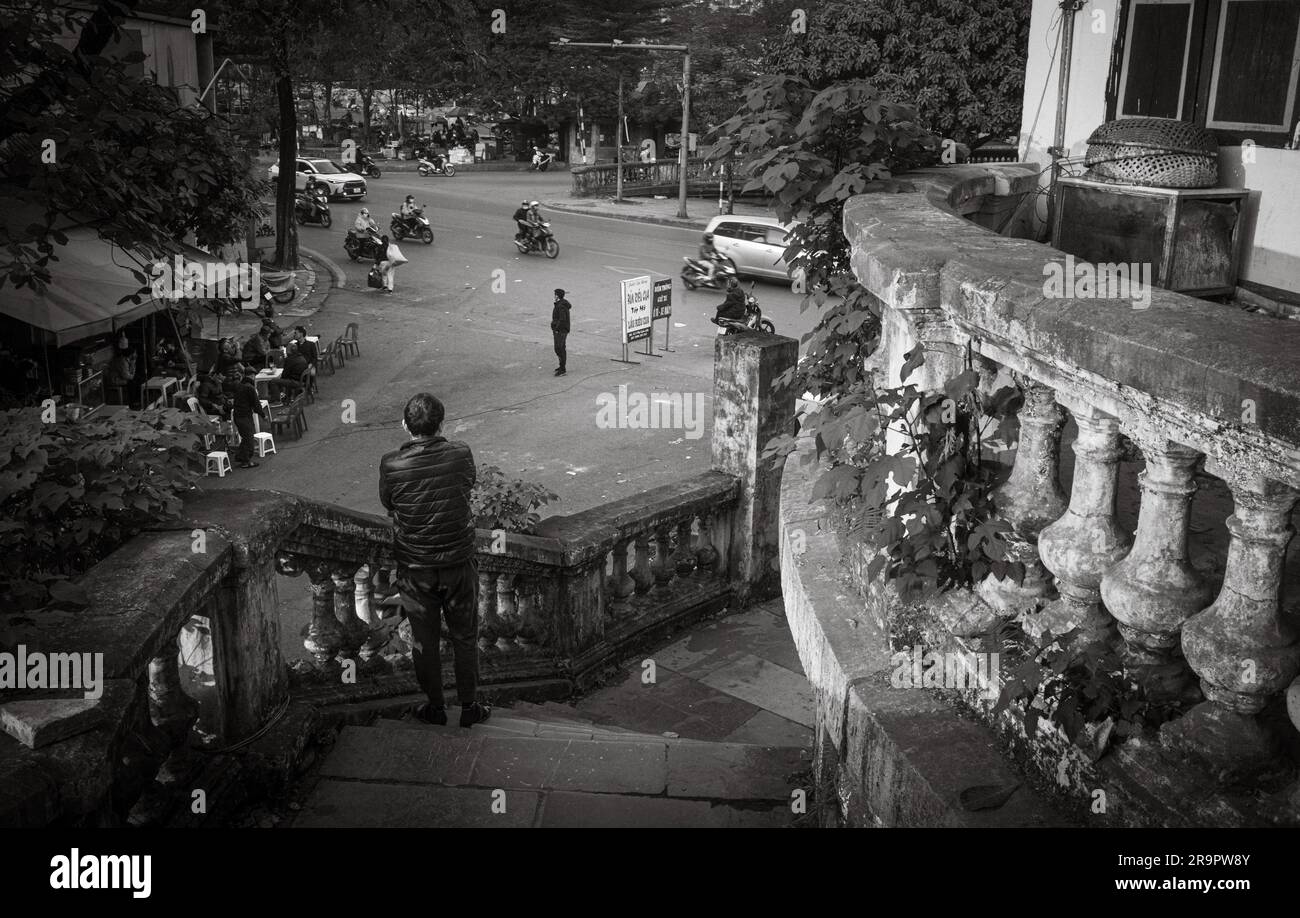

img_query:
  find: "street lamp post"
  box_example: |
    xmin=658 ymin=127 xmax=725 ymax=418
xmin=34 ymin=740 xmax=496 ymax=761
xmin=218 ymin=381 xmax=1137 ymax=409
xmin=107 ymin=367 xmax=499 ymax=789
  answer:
xmin=550 ymin=41 xmax=691 ymax=218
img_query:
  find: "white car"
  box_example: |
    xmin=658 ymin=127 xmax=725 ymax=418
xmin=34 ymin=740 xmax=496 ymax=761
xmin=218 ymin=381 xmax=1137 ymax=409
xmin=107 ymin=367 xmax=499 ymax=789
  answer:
xmin=701 ymin=214 xmax=804 ymax=287
xmin=267 ymin=158 xmax=367 ymax=200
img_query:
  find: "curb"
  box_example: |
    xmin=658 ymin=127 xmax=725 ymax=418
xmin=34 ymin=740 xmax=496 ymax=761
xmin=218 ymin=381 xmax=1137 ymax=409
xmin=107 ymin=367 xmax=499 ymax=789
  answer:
xmin=299 ymin=246 xmax=348 ymax=290
xmin=544 ymin=200 xmax=713 ymax=230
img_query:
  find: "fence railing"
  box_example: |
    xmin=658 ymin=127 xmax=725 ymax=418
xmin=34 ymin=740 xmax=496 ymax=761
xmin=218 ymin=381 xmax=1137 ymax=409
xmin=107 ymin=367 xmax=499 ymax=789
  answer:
xmin=845 ymin=162 xmax=1300 ymax=786
xmin=570 ymin=158 xmax=717 ymax=197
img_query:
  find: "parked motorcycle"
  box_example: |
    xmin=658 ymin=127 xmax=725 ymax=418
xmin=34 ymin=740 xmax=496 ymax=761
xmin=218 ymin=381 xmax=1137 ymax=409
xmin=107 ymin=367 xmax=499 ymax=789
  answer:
xmin=514 ymin=220 xmax=559 ymax=258
xmin=528 ymin=149 xmax=554 ymax=172
xmin=714 ymin=285 xmax=774 ymax=335
xmin=391 ymin=207 xmax=434 ymax=245
xmin=417 ymin=156 xmax=456 ymax=177
xmin=680 ymin=254 xmax=736 ymax=290
xmin=259 ymin=271 xmax=298 ymax=315
xmin=353 ymin=151 xmax=382 ymax=178
xmin=293 ymin=188 xmax=332 ymax=227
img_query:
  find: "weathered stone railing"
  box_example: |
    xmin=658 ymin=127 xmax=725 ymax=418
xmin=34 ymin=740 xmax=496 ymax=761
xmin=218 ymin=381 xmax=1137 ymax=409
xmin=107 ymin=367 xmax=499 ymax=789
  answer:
xmin=1 ymin=331 xmax=798 ymax=825
xmin=270 ymin=472 xmax=741 ymax=694
xmin=570 ymin=158 xmax=715 ymax=197
xmin=783 ymin=162 xmax=1300 ymax=826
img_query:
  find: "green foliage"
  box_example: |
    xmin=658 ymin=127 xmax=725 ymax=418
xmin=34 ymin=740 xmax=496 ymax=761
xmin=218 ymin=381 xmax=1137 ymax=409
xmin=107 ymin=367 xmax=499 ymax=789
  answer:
xmin=470 ymin=465 xmax=558 ymax=534
xmin=715 ymin=77 xmax=1018 ymax=598
xmin=762 ymin=0 xmax=1031 ymax=145
xmin=0 ymin=2 xmax=267 ymax=292
xmin=0 ymin=407 xmax=211 ymax=612
xmin=993 ymin=624 xmax=1184 ymax=751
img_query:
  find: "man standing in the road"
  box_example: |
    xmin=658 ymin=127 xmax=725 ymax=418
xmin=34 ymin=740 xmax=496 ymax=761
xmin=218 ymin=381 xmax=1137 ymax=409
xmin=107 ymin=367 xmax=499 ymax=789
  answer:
xmin=551 ymin=288 xmax=571 ymax=376
xmin=379 ymin=393 xmax=492 ymax=729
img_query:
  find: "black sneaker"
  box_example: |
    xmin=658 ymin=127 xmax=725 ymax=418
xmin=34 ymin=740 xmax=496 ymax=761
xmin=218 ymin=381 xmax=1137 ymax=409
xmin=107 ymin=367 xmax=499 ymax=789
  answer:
xmin=459 ymin=702 xmax=492 ymax=728
xmin=554 ymin=368 xmax=566 ymax=376
xmin=413 ymin=703 xmax=448 ymax=726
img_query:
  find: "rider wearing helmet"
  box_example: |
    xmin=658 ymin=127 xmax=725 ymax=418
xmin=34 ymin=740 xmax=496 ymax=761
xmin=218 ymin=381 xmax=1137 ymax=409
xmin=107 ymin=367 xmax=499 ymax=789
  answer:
xmin=513 ymin=200 xmax=531 ymax=243
xmin=354 ymin=207 xmax=379 ymax=238
xmin=713 ymin=277 xmax=747 ymax=329
xmin=399 ymin=195 xmax=421 ymax=235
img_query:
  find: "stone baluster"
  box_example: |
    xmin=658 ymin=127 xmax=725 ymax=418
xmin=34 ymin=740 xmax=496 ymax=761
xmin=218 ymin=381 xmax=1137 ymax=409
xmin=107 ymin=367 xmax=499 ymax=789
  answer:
xmin=1100 ymin=438 xmax=1211 ymax=701
xmin=607 ymin=538 xmax=637 ymax=618
xmin=303 ymin=560 xmax=343 ymax=674
xmin=1162 ymin=468 xmax=1300 ymax=780
xmin=354 ymin=564 xmax=375 ymax=625
xmin=332 ymin=564 xmax=368 ymax=659
xmin=631 ymin=533 xmax=654 ymax=595
xmin=1035 ymin=406 xmax=1131 ymax=644
xmin=651 ymin=525 xmax=675 ymax=591
xmin=695 ymin=513 xmax=720 ymax=579
xmin=977 ymin=378 xmax=1067 ymax=615
xmin=495 ymin=572 xmax=519 ymax=652
xmin=477 ymin=566 xmax=498 ymax=653
xmin=148 ymin=634 xmax=199 ymax=750
xmin=515 ymin=576 xmax=543 ymax=649
xmin=673 ymin=519 xmax=697 ymax=577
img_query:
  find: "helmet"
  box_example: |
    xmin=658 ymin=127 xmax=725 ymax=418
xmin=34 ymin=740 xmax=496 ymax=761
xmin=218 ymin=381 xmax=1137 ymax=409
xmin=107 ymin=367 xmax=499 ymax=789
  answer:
xmin=529 ymin=200 xmax=539 ymax=207
xmin=405 ymin=194 xmax=414 ymax=202
xmin=522 ymin=200 xmax=529 ymax=206
xmin=360 ymin=208 xmax=369 ymax=216
xmin=726 ymin=277 xmax=739 ymax=289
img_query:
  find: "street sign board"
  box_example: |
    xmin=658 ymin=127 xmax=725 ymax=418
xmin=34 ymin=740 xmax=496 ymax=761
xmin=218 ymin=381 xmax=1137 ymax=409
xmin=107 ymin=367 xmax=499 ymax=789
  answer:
xmin=621 ymin=275 xmax=653 ymax=343
xmin=652 ymin=278 xmax=672 ymax=319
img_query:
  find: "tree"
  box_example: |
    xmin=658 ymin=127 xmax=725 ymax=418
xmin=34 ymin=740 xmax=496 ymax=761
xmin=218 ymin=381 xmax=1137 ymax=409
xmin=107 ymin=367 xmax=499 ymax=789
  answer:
xmin=762 ymin=0 xmax=1031 ymax=145
xmin=0 ymin=0 xmax=264 ymax=291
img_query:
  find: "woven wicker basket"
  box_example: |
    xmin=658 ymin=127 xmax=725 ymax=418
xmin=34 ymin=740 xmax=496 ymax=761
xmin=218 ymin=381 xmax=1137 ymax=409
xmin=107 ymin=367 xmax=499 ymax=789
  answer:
xmin=1083 ymin=117 xmax=1218 ymax=188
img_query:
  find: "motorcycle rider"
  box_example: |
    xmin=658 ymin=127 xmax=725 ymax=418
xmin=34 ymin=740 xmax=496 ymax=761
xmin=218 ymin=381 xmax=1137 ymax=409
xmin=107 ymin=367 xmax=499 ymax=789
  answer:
xmin=398 ymin=195 xmax=422 ymax=235
xmin=712 ymin=277 xmax=748 ymax=331
xmin=354 ymin=207 xmax=380 ymax=237
xmin=512 ymin=200 xmax=531 ymax=244
xmin=524 ymin=201 xmax=544 ymax=246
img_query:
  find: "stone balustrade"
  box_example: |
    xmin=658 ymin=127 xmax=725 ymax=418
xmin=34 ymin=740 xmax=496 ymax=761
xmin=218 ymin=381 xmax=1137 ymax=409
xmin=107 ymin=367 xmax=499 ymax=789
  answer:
xmin=843 ymin=163 xmax=1300 ymax=793
xmin=569 ymin=158 xmax=715 ymax=197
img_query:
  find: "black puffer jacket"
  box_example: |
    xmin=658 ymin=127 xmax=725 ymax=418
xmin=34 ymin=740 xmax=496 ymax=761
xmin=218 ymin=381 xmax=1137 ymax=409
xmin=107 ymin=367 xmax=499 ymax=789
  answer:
xmin=379 ymin=436 xmax=477 ymax=568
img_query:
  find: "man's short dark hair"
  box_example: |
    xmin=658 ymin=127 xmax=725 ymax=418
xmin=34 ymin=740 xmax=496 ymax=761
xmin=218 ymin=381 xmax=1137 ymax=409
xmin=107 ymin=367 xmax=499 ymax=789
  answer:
xmin=404 ymin=392 xmax=444 ymax=436
xmin=294 ymin=325 xmax=307 ymax=336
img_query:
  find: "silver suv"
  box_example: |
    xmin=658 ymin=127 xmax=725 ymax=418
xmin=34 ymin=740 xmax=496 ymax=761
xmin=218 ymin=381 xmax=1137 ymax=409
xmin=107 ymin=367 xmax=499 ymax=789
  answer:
xmin=702 ymin=215 xmax=799 ymax=283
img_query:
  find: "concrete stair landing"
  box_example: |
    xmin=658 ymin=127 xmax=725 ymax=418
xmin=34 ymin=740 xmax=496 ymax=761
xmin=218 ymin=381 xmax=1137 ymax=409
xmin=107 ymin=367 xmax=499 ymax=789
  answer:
xmin=294 ymin=601 xmax=815 ymax=827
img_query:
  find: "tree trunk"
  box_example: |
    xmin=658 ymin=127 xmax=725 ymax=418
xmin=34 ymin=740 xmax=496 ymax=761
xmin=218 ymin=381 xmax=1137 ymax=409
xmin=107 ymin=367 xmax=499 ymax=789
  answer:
xmin=273 ymin=66 xmax=299 ymax=271
xmin=322 ymin=79 xmax=333 ymax=144
xmin=361 ymin=86 xmax=373 ymax=146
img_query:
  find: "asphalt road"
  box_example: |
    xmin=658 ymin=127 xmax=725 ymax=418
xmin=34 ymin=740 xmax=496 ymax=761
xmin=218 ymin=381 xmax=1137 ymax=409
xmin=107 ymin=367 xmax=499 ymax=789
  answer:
xmin=211 ymin=170 xmax=810 ymax=520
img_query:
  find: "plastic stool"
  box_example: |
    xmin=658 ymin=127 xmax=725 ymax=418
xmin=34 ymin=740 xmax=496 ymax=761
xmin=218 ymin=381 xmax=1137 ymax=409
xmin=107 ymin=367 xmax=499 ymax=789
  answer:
xmin=206 ymin=452 xmax=232 ymax=477
xmin=252 ymin=414 xmax=276 ymax=457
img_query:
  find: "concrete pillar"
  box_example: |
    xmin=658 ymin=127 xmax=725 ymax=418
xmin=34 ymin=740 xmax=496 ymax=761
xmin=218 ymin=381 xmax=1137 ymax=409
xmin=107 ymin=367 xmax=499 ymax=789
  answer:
xmin=711 ymin=332 xmax=798 ymax=604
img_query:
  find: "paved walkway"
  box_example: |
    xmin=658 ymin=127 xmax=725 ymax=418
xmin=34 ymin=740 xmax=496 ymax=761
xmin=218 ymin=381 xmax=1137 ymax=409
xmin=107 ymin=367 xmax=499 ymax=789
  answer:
xmin=291 ymin=599 xmax=815 ymax=827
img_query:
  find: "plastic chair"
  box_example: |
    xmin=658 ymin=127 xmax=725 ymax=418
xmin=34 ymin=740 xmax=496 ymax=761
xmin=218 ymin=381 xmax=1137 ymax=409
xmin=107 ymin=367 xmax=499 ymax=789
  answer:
xmin=332 ymin=336 xmax=347 ymax=368
xmin=205 ymin=452 xmax=232 ymax=477
xmin=251 ymin=414 xmax=276 ymax=457
xmin=341 ymin=322 xmax=360 ymax=357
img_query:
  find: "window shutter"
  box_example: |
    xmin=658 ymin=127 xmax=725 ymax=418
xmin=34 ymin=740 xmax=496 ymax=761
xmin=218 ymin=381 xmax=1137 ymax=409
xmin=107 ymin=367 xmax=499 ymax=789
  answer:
xmin=1120 ymin=0 xmax=1199 ymax=118
xmin=1205 ymin=0 xmax=1300 ymax=132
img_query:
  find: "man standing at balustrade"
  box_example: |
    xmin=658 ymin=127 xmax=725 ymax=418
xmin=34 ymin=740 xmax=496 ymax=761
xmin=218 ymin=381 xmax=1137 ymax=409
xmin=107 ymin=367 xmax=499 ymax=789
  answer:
xmin=379 ymin=392 xmax=492 ymax=728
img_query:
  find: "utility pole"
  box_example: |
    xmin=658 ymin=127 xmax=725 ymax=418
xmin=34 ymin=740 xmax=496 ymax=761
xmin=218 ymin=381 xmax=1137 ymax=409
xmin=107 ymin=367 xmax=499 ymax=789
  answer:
xmin=616 ymin=72 xmax=624 ymax=203
xmin=550 ymin=41 xmax=691 ymax=218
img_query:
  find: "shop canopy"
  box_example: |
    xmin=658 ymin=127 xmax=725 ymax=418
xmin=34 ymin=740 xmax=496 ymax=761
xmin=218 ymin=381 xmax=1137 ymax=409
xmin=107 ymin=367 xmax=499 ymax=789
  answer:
xmin=0 ymin=228 xmax=232 ymax=347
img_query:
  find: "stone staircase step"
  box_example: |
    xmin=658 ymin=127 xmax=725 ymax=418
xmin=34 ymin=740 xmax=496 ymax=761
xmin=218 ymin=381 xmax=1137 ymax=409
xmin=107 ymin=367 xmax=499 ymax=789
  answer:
xmin=314 ymin=725 xmax=809 ymax=802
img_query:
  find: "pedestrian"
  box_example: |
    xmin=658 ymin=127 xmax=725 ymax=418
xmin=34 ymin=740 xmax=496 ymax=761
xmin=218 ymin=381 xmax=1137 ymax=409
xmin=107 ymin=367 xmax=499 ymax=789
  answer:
xmin=229 ymin=366 xmax=268 ymax=469
xmin=379 ymin=393 xmax=491 ymax=728
xmin=375 ymin=235 xmax=406 ymax=294
xmin=551 ymin=288 xmax=571 ymax=376
xmin=293 ymin=326 xmax=319 ymax=369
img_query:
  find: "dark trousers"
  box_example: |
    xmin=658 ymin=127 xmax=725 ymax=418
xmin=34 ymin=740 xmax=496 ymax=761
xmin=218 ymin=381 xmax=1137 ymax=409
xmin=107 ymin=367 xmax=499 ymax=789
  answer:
xmin=553 ymin=331 xmax=567 ymax=370
xmin=233 ymin=412 xmax=256 ymax=462
xmin=397 ymin=560 xmax=480 ymax=708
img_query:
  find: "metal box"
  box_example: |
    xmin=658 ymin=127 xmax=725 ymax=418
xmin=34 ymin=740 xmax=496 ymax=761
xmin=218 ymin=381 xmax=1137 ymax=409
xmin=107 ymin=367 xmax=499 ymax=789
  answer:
xmin=1051 ymin=176 xmax=1248 ymax=297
